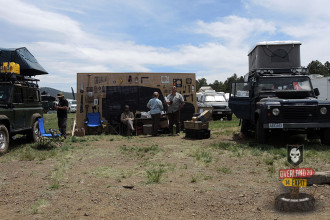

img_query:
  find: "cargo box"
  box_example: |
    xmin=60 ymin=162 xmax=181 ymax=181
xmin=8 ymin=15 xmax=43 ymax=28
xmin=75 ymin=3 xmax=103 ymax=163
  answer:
xmin=184 ymin=121 xmax=209 ymax=130
xmin=248 ymin=41 xmax=301 ymax=72
xmin=143 ymin=124 xmax=152 ymax=135
xmin=185 ymin=129 xmax=210 ymax=139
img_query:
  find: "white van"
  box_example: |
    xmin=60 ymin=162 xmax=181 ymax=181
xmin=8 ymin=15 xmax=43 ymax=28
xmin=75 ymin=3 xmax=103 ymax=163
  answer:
xmin=67 ymin=99 xmax=77 ymax=113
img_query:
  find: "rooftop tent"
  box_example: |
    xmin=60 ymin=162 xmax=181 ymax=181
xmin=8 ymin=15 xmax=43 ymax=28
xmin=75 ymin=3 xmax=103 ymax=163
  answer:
xmin=0 ymin=47 xmax=48 ymax=76
xmin=248 ymin=41 xmax=301 ymax=72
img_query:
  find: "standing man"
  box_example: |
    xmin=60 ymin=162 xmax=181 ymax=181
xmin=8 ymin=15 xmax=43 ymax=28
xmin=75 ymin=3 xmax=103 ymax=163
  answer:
xmin=165 ymin=86 xmax=185 ymax=136
xmin=55 ymin=92 xmax=68 ymax=139
xmin=147 ymin=92 xmax=163 ymax=136
xmin=121 ymin=105 xmax=135 ymax=136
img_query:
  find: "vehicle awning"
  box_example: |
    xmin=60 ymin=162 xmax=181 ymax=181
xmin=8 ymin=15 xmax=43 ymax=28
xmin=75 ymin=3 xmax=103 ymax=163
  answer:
xmin=0 ymin=47 xmax=48 ymax=76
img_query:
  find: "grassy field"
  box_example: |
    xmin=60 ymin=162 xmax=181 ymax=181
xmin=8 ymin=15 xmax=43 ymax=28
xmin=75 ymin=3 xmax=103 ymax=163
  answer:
xmin=0 ymin=114 xmax=329 ymax=219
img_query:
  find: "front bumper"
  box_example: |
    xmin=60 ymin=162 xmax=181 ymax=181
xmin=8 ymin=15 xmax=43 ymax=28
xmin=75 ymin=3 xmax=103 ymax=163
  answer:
xmin=212 ymin=110 xmax=232 ymax=116
xmin=264 ymin=122 xmax=330 ymax=129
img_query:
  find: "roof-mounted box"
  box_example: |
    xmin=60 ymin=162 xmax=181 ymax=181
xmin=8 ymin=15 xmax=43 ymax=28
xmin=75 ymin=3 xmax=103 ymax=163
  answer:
xmin=0 ymin=47 xmax=48 ymax=76
xmin=248 ymin=41 xmax=301 ymax=72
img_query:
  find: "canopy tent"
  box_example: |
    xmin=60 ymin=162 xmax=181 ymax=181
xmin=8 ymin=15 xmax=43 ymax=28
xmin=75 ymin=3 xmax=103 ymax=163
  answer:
xmin=0 ymin=47 xmax=48 ymax=76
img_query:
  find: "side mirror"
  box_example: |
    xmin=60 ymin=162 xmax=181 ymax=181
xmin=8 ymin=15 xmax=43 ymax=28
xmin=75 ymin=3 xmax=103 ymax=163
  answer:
xmin=314 ymin=88 xmax=320 ymax=96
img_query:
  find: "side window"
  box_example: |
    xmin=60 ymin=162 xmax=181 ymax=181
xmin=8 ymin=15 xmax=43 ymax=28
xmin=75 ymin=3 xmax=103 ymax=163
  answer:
xmin=231 ymin=82 xmax=250 ymax=98
xmin=13 ymin=87 xmax=24 ymax=103
xmin=27 ymin=89 xmax=40 ymax=102
xmin=33 ymin=90 xmax=40 ymax=102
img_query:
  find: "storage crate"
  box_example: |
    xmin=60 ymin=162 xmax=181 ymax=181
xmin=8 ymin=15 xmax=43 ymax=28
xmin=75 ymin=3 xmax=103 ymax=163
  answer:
xmin=185 ymin=129 xmax=210 ymax=139
xmin=184 ymin=121 xmax=209 ymax=130
xmin=143 ymin=124 xmax=152 ymax=135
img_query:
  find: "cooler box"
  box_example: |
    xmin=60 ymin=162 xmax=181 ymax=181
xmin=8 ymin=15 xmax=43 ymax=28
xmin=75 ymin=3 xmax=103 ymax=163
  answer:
xmin=143 ymin=124 xmax=152 ymax=135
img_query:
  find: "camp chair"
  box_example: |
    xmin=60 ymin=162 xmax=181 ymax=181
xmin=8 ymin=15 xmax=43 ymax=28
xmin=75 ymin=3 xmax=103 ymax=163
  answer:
xmin=37 ymin=118 xmax=62 ymax=147
xmin=84 ymin=112 xmax=104 ymax=134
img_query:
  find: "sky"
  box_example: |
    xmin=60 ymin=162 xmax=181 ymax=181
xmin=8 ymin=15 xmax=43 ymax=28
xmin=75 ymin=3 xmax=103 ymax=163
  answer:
xmin=0 ymin=0 xmax=329 ymax=92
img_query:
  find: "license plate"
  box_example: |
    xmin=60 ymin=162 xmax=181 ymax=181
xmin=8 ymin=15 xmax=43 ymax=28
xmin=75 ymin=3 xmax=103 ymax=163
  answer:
xmin=269 ymin=123 xmax=283 ymax=128
xmin=217 ymin=112 xmax=222 ymax=114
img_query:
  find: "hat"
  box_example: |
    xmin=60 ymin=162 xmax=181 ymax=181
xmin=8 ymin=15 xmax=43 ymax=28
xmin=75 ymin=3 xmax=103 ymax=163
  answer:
xmin=57 ymin=92 xmax=64 ymax=98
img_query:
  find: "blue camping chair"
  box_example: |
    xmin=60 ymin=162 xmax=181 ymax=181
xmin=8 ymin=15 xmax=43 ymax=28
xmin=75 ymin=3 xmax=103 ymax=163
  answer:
xmin=85 ymin=112 xmax=104 ymax=134
xmin=38 ymin=118 xmax=62 ymax=147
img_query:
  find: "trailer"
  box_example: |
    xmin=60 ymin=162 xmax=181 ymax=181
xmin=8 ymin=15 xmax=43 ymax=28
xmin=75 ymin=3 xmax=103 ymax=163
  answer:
xmin=76 ymin=72 xmax=197 ymax=131
xmin=310 ymin=76 xmax=330 ymax=101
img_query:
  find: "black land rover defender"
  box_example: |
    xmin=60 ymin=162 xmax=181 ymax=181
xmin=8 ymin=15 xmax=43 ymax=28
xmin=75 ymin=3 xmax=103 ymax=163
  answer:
xmin=229 ymin=41 xmax=330 ymax=145
xmin=0 ymin=47 xmax=48 ymax=154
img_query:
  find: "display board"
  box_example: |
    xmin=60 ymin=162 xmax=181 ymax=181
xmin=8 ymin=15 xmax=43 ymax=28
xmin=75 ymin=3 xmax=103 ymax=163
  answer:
xmin=76 ymin=72 xmax=197 ymax=129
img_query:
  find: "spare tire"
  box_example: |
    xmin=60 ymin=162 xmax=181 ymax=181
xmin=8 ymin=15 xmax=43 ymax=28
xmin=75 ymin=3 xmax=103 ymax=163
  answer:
xmin=275 ymin=193 xmax=315 ymax=212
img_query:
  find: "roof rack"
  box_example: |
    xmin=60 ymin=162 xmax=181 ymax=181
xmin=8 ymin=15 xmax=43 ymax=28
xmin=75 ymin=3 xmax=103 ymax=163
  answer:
xmin=0 ymin=72 xmax=39 ymax=87
xmin=246 ymin=67 xmax=309 ymax=80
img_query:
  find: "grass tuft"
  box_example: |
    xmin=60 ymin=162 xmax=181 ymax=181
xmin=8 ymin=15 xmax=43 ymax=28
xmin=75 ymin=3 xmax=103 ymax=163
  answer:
xmin=146 ymin=167 xmax=166 ymax=184
xmin=31 ymin=198 xmax=48 ymax=214
xmin=192 ymin=149 xmax=212 ymax=164
xmin=217 ymin=166 xmax=232 ymax=174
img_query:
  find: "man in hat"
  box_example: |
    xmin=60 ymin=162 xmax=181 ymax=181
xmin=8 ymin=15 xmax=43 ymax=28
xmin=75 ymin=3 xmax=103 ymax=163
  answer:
xmin=55 ymin=92 xmax=68 ymax=138
xmin=164 ymin=86 xmax=185 ymax=136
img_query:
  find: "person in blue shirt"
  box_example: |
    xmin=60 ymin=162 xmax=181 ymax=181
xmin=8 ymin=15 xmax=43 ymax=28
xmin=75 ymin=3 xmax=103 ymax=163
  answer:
xmin=147 ymin=92 xmax=163 ymax=136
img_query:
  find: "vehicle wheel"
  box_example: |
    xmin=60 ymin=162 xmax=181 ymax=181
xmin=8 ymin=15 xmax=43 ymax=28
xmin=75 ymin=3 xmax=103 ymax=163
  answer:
xmin=275 ymin=193 xmax=315 ymax=212
xmin=227 ymin=114 xmax=232 ymax=121
xmin=212 ymin=116 xmax=219 ymax=121
xmin=256 ymin=118 xmax=267 ymax=144
xmin=27 ymin=120 xmax=40 ymax=142
xmin=321 ymin=128 xmax=330 ymax=145
xmin=0 ymin=125 xmax=9 ymax=154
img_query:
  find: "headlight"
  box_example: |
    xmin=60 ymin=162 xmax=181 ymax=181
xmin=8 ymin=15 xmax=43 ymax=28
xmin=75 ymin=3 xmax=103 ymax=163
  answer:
xmin=272 ymin=108 xmax=280 ymax=116
xmin=320 ymin=107 xmax=327 ymax=115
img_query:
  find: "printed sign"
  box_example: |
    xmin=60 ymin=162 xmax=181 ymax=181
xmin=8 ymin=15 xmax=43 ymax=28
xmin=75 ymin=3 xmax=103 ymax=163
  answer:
xmin=279 ymin=168 xmax=315 ymax=179
xmin=161 ymin=76 xmax=169 ymax=83
xmin=287 ymin=145 xmax=303 ymax=167
xmin=173 ymin=79 xmax=182 ymax=87
xmin=282 ymin=178 xmax=307 ymax=187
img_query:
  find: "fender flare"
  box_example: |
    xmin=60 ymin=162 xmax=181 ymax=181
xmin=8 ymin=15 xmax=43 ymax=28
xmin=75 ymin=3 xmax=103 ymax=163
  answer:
xmin=30 ymin=113 xmax=42 ymax=127
xmin=0 ymin=115 xmax=10 ymax=131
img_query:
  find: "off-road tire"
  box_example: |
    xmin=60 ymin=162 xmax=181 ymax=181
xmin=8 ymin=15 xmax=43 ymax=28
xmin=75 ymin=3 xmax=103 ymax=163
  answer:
xmin=0 ymin=125 xmax=9 ymax=154
xmin=321 ymin=128 xmax=330 ymax=146
xmin=275 ymin=193 xmax=315 ymax=212
xmin=27 ymin=120 xmax=40 ymax=142
xmin=256 ymin=118 xmax=267 ymax=144
xmin=227 ymin=114 xmax=232 ymax=121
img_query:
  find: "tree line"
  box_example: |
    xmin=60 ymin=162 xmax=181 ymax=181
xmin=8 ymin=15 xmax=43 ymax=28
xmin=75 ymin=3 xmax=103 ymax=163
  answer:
xmin=197 ymin=60 xmax=330 ymax=93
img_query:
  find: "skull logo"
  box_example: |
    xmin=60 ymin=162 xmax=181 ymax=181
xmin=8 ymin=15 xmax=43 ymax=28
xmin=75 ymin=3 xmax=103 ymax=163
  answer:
xmin=290 ymin=148 xmax=301 ymax=163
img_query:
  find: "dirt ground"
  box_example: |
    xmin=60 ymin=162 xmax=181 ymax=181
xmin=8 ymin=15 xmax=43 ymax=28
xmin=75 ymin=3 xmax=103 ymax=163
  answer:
xmin=0 ymin=120 xmax=329 ymax=219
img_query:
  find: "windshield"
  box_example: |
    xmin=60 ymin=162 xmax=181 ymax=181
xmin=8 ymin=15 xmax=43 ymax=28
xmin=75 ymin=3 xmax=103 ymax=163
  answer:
xmin=205 ymin=95 xmax=226 ymax=102
xmin=257 ymin=77 xmax=312 ymax=92
xmin=0 ymin=84 xmax=12 ymax=103
xmin=72 ymin=101 xmax=77 ymax=105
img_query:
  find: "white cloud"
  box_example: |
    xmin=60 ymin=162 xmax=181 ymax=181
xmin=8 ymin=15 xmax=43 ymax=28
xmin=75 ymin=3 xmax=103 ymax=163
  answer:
xmin=2 ymin=0 xmax=310 ymax=91
xmin=195 ymin=16 xmax=276 ymax=45
xmin=251 ymin=0 xmax=330 ymax=19
xmin=0 ymin=0 xmax=84 ymax=42
xmin=249 ymin=0 xmax=330 ymax=65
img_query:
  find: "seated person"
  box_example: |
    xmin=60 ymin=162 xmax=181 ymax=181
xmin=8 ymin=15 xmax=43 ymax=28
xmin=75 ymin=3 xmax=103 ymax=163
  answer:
xmin=121 ymin=105 xmax=135 ymax=135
